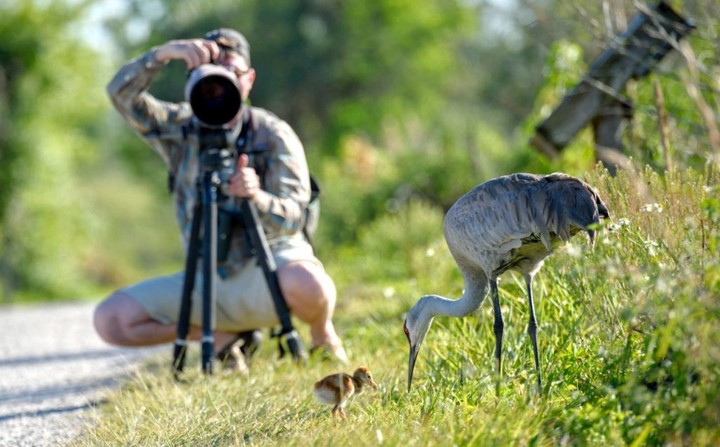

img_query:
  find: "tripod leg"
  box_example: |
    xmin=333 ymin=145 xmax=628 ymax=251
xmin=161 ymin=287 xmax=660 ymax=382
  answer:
xmin=240 ymin=199 xmax=307 ymax=364
xmin=201 ymin=172 xmax=219 ymax=374
xmin=173 ymin=202 xmax=202 ymax=378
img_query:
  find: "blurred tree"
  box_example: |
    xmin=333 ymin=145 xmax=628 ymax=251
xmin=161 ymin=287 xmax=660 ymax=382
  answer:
xmin=0 ymin=0 xmax=111 ymax=300
xmin=0 ymin=0 xmax=182 ymax=302
xmin=3 ymin=0 xmax=716 ymax=303
xmin=99 ymin=0 xmax=719 ymax=247
xmin=1 ymin=0 xmax=705 ymax=303
xmin=106 ymin=0 xmax=477 ymax=156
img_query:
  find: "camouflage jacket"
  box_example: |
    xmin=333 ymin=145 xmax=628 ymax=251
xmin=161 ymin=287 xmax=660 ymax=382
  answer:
xmin=107 ymin=48 xmax=311 ymax=269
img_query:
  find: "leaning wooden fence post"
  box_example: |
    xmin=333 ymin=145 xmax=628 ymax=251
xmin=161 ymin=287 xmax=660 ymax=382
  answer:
xmin=530 ymin=1 xmax=694 ymax=173
xmin=592 ymin=100 xmax=634 ymax=175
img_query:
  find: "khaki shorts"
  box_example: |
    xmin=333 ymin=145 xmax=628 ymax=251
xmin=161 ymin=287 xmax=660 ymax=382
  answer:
xmin=120 ymin=236 xmax=322 ymax=332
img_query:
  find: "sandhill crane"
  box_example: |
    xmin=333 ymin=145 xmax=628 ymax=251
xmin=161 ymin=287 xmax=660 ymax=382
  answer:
xmin=404 ymin=173 xmax=610 ymax=393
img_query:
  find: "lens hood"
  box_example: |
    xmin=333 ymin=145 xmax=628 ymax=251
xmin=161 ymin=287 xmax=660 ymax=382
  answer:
xmin=185 ymin=64 xmax=242 ymax=127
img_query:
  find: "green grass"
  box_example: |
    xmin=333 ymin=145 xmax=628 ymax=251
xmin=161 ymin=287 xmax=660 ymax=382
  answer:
xmin=73 ymin=165 xmax=720 ymax=446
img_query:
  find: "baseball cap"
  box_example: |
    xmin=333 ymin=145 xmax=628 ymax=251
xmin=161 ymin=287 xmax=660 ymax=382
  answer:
xmin=203 ymin=28 xmax=251 ymax=65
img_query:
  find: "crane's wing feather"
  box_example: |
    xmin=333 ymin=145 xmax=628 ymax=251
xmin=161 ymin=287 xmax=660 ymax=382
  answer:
xmin=444 ymin=175 xmax=547 ymax=251
xmin=443 ymin=173 xmax=609 ymax=262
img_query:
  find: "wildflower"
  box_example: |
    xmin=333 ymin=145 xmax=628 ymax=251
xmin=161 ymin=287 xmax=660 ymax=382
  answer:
xmin=565 ymin=243 xmax=582 ymax=258
xmin=643 ymin=239 xmax=659 ymax=256
xmin=640 ymin=203 xmax=663 ymax=213
xmin=607 ymin=217 xmax=631 ymax=233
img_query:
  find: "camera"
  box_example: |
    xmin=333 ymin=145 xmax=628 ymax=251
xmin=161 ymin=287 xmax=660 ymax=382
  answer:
xmin=185 ymin=64 xmax=242 ymax=128
xmin=185 ymin=65 xmax=245 ymax=267
xmin=184 ymin=63 xmax=241 ymax=173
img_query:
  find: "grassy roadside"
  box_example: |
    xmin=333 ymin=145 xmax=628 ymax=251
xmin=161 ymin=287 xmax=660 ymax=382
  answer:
xmin=72 ymin=165 xmax=720 ymax=446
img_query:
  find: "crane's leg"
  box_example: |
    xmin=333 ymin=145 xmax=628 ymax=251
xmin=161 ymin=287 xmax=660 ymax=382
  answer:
xmin=490 ymin=278 xmax=504 ymax=392
xmin=525 ymin=274 xmax=542 ymax=394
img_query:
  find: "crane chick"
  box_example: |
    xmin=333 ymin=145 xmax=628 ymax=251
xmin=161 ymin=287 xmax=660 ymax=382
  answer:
xmin=313 ymin=366 xmax=378 ymax=419
xmin=404 ymin=173 xmax=609 ymax=393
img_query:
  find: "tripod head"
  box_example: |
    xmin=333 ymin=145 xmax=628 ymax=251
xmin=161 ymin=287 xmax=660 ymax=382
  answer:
xmin=195 ymin=127 xmax=236 ymax=182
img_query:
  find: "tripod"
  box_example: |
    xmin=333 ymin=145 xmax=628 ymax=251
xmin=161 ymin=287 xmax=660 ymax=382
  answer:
xmin=171 ymin=146 xmax=306 ymax=376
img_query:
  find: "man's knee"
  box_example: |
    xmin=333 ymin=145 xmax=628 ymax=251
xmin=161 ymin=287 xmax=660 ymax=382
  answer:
xmin=93 ymin=291 xmax=141 ymax=345
xmin=278 ymin=262 xmax=335 ymax=308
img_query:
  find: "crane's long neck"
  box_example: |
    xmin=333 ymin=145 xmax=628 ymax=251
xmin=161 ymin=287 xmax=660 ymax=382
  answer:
xmin=407 ymin=269 xmax=490 ymax=391
xmin=425 ymin=272 xmax=489 ymax=318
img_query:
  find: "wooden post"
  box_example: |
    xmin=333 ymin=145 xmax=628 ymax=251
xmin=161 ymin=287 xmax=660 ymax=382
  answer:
xmin=592 ymin=100 xmax=634 ymax=175
xmin=530 ymin=1 xmax=694 ymax=166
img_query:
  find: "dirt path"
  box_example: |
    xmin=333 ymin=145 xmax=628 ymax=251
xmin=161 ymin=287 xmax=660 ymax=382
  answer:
xmin=0 ymin=301 xmax=164 ymax=447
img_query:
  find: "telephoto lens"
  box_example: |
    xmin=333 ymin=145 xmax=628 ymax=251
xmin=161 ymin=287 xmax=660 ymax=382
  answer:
xmin=185 ymin=64 xmax=242 ymax=127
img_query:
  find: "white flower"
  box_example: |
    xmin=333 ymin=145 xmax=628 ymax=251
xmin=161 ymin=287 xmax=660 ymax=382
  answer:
xmin=608 ymin=218 xmax=631 ymax=233
xmin=640 ymin=203 xmax=663 ymax=213
xmin=565 ymin=243 xmax=582 ymax=258
xmin=376 ymin=429 xmax=384 ymax=444
xmin=643 ymin=239 xmax=659 ymax=256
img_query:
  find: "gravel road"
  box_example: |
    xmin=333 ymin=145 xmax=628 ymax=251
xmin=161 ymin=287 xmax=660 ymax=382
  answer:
xmin=0 ymin=301 xmax=164 ymax=447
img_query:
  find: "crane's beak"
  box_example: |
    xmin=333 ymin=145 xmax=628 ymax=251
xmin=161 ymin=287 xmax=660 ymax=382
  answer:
xmin=405 ymin=317 xmax=428 ymax=392
xmin=408 ymin=342 xmax=419 ymax=392
xmin=404 ymin=318 xmax=419 ymax=391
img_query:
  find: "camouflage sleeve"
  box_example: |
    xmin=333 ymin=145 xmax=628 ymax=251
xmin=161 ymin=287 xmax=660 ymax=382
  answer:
xmin=106 ymin=48 xmax=190 ymax=168
xmin=253 ymin=118 xmax=311 ymax=238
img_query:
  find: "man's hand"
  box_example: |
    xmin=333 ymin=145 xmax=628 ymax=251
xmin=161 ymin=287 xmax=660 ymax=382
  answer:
xmin=228 ymin=154 xmax=261 ymax=199
xmin=154 ymin=39 xmax=222 ymax=69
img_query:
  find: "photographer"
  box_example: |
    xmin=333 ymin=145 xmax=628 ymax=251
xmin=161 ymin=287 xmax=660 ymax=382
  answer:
xmin=93 ymin=28 xmax=348 ymax=371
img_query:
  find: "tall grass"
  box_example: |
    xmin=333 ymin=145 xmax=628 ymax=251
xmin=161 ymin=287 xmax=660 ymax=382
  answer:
xmin=74 ymin=165 xmax=720 ymax=446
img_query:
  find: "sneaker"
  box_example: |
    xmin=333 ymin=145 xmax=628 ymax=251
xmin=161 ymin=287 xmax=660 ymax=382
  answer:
xmin=217 ymin=329 xmax=263 ymax=373
xmin=237 ymin=329 xmax=263 ymax=361
xmin=223 ymin=344 xmax=249 ymax=375
xmin=310 ymin=341 xmax=349 ymax=365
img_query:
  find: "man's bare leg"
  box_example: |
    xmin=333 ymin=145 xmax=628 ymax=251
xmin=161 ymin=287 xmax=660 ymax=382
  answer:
xmin=93 ymin=292 xmax=237 ymax=350
xmin=278 ymin=261 xmax=347 ymax=362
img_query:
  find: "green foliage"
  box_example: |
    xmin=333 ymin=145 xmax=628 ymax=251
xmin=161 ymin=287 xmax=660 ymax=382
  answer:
xmin=112 ymin=0 xmax=475 ymax=157
xmin=532 ymin=165 xmax=720 ymax=444
xmin=333 ymin=199 xmax=446 ymax=287
xmin=73 ymin=166 xmax=720 ymax=446
xmin=0 ymin=1 xmax=111 ymax=300
xmin=1 ymin=1 xmax=717 ymax=442
xmin=313 ymin=118 xmax=520 ymax=252
xmin=525 ymin=39 xmax=587 ymax=136
xmin=0 ymin=0 xmax=184 ymax=301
